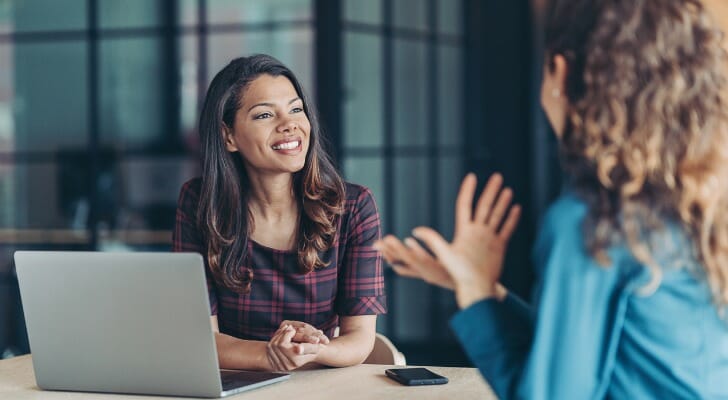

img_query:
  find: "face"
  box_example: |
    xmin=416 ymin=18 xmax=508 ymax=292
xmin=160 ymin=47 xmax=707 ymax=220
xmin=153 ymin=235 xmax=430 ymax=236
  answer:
xmin=224 ymin=74 xmax=311 ymax=176
xmin=540 ymin=54 xmax=569 ymax=137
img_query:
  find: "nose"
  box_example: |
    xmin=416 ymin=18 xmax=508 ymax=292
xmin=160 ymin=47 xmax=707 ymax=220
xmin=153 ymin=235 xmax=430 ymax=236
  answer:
xmin=276 ymin=117 xmax=298 ymax=133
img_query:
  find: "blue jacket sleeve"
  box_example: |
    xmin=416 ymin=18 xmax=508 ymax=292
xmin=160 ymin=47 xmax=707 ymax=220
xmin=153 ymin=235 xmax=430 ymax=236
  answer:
xmin=450 ymin=195 xmax=630 ymax=400
xmin=450 ymin=293 xmax=534 ymax=398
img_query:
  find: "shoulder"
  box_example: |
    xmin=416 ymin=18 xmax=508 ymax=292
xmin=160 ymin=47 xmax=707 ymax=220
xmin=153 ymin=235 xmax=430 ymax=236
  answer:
xmin=177 ymin=177 xmax=203 ymax=208
xmin=533 ymin=192 xmax=592 ymax=273
xmin=343 ymin=182 xmax=378 ymax=212
xmin=540 ymin=192 xmax=588 ymax=235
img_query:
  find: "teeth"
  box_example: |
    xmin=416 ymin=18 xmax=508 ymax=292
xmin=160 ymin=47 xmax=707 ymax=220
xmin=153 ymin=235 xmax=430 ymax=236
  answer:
xmin=272 ymin=140 xmax=300 ymax=150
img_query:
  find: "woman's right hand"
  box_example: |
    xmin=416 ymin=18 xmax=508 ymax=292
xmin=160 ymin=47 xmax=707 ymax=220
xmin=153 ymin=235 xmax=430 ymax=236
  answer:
xmin=266 ymin=324 xmax=323 ymax=371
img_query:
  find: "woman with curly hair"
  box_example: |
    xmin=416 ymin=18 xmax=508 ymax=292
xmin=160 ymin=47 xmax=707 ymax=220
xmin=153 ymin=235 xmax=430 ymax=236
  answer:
xmin=376 ymin=0 xmax=728 ymax=397
xmin=174 ymin=54 xmax=386 ymax=372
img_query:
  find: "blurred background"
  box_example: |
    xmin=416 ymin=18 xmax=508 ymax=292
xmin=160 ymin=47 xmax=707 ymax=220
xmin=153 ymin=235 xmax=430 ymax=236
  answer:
xmin=10 ymin=0 xmax=715 ymax=366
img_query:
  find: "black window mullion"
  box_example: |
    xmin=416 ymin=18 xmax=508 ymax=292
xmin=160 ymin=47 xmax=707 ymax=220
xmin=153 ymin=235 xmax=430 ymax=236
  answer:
xmin=87 ymin=0 xmax=100 ymax=250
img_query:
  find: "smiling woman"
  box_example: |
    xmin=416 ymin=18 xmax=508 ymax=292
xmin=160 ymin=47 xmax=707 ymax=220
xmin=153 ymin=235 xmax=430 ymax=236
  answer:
xmin=172 ymin=54 xmax=386 ymax=372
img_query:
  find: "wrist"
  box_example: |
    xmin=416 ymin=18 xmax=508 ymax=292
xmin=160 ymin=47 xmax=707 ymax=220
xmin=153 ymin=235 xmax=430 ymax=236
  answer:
xmin=455 ymin=281 xmax=498 ymax=309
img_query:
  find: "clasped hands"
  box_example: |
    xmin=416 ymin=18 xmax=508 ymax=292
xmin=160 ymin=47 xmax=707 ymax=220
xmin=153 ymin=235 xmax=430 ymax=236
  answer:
xmin=374 ymin=173 xmax=521 ymax=309
xmin=266 ymin=320 xmax=329 ymax=371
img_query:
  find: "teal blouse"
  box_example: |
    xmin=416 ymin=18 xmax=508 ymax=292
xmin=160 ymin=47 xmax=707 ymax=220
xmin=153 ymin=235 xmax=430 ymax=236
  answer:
xmin=450 ymin=193 xmax=728 ymax=399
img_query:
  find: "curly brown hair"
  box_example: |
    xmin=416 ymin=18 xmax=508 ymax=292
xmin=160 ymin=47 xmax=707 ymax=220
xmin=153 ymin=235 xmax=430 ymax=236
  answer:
xmin=545 ymin=0 xmax=728 ymax=305
xmin=198 ymin=55 xmax=344 ymax=294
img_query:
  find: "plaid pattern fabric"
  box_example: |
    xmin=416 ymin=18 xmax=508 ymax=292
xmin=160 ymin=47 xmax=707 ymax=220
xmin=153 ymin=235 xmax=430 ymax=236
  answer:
xmin=173 ymin=178 xmax=387 ymax=341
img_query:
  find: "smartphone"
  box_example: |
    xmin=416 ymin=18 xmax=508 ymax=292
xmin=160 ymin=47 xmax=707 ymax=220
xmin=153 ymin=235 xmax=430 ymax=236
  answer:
xmin=385 ymin=368 xmax=449 ymax=386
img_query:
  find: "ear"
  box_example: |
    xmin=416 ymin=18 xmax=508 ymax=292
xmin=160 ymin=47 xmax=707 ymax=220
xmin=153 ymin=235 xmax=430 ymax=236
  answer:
xmin=222 ymin=125 xmax=238 ymax=152
xmin=545 ymin=54 xmax=568 ymax=98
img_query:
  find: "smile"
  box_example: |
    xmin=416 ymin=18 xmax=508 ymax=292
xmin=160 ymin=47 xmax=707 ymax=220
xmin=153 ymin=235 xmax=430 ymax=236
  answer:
xmin=271 ymin=140 xmax=302 ymax=151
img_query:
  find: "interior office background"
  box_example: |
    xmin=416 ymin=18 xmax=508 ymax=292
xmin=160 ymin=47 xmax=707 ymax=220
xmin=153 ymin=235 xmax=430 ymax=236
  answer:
xmin=0 ymin=0 xmax=555 ymax=366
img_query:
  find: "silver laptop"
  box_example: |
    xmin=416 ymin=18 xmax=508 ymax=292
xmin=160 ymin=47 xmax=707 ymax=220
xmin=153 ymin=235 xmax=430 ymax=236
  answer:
xmin=14 ymin=251 xmax=289 ymax=398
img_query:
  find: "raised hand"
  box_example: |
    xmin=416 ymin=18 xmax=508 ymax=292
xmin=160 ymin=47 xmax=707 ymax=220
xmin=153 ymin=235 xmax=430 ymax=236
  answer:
xmin=413 ymin=173 xmax=520 ymax=308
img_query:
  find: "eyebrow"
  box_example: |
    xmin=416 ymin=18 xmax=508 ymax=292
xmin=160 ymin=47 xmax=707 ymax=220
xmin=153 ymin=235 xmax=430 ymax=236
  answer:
xmin=247 ymin=97 xmax=301 ymax=112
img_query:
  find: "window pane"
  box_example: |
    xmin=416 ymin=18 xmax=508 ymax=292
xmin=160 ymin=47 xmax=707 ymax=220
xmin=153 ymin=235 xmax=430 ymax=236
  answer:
xmin=99 ymin=0 xmax=163 ymax=29
xmin=0 ymin=44 xmax=14 ymax=152
xmin=393 ymin=0 xmax=428 ymax=32
xmin=394 ymin=39 xmax=428 ymax=147
xmin=394 ymin=276 xmax=432 ymax=341
xmin=344 ymin=0 xmax=381 ymax=25
xmin=207 ymin=0 xmax=312 ymax=25
xmin=179 ymin=0 xmax=198 ymax=26
xmin=14 ymin=41 xmax=88 ymax=152
xmin=7 ymin=0 xmax=86 ymax=33
xmin=342 ymin=156 xmax=386 ymax=231
xmin=437 ymin=0 xmax=462 ymax=35
xmin=115 ymin=156 xmax=199 ymax=231
xmin=0 ymin=1 xmax=11 ymax=34
xmin=394 ymin=156 xmax=430 ymax=237
xmin=438 ymin=45 xmax=463 ymax=146
xmin=100 ymin=38 xmax=165 ymax=149
xmin=180 ymin=34 xmax=199 ymax=144
xmin=437 ymin=156 xmax=463 ymax=239
xmin=344 ymin=32 xmax=383 ymax=148
xmin=0 ymin=161 xmax=91 ymax=232
xmin=207 ymin=29 xmax=314 ymax=95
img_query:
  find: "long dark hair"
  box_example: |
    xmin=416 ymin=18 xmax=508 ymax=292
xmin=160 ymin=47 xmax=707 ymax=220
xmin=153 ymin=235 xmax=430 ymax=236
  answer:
xmin=197 ymin=54 xmax=345 ymax=294
xmin=546 ymin=0 xmax=728 ymax=305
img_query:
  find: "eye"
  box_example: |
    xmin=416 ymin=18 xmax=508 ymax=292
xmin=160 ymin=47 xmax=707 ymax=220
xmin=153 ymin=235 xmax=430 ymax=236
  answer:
xmin=290 ymin=107 xmax=303 ymax=114
xmin=253 ymin=112 xmax=272 ymax=120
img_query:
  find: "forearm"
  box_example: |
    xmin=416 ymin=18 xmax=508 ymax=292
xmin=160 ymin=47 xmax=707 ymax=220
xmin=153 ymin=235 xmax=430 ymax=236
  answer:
xmin=214 ymin=332 xmax=273 ymax=371
xmin=314 ymin=329 xmax=375 ymax=367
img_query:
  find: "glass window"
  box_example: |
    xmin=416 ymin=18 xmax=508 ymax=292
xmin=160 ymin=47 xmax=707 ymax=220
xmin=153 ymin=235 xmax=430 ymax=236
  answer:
xmin=344 ymin=32 xmax=383 ymax=148
xmin=99 ymin=38 xmax=166 ymax=149
xmin=207 ymin=28 xmax=314 ymax=93
xmin=5 ymin=162 xmax=91 ymax=231
xmin=342 ymin=156 xmax=387 ymax=231
xmin=437 ymin=0 xmax=462 ymax=35
xmin=344 ymin=0 xmax=381 ymax=25
xmin=0 ymin=44 xmax=14 ymax=152
xmin=9 ymin=0 xmax=86 ymax=33
xmin=393 ymin=39 xmax=428 ymax=147
xmin=99 ymin=0 xmax=164 ymax=29
xmin=179 ymin=34 xmax=199 ymax=145
xmin=179 ymin=0 xmax=198 ymax=27
xmin=0 ymin=1 xmax=11 ymax=34
xmin=13 ymin=41 xmax=88 ymax=152
xmin=438 ymin=45 xmax=463 ymax=146
xmin=207 ymin=0 xmax=312 ymax=25
xmin=394 ymin=157 xmax=430 ymax=237
xmin=438 ymin=156 xmax=463 ymax=240
xmin=393 ymin=0 xmax=428 ymax=32
xmin=394 ymin=278 xmax=431 ymax=341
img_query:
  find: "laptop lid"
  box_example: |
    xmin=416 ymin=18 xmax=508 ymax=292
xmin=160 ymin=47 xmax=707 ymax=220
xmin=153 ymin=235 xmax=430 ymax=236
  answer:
xmin=14 ymin=251 xmax=288 ymax=398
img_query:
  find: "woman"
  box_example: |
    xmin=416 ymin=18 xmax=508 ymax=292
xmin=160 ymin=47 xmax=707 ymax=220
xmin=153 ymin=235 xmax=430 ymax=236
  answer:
xmin=174 ymin=54 xmax=386 ymax=372
xmin=376 ymin=0 xmax=728 ymax=398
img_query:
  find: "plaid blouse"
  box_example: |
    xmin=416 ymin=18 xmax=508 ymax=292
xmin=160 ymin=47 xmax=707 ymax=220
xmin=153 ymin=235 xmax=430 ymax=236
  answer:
xmin=173 ymin=178 xmax=387 ymax=341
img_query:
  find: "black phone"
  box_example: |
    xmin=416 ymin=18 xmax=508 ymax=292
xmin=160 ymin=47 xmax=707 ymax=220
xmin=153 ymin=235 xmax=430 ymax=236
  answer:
xmin=385 ymin=368 xmax=449 ymax=386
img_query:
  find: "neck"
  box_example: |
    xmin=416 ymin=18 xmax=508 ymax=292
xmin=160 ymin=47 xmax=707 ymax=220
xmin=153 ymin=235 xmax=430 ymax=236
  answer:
xmin=245 ymin=170 xmax=298 ymax=222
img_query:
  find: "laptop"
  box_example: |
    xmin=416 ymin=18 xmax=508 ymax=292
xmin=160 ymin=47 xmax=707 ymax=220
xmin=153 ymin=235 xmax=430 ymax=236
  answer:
xmin=14 ymin=251 xmax=289 ymax=398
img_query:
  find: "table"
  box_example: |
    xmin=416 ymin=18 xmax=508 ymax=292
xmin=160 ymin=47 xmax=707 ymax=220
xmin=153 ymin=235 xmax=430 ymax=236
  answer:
xmin=0 ymin=355 xmax=498 ymax=399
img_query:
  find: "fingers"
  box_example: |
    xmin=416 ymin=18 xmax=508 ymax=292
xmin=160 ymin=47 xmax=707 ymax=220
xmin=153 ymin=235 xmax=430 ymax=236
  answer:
xmin=280 ymin=320 xmax=329 ymax=345
xmin=486 ymin=187 xmax=513 ymax=227
xmin=498 ymin=204 xmax=521 ymax=241
xmin=411 ymin=227 xmax=450 ymax=261
xmin=455 ymin=174 xmax=477 ymax=235
xmin=473 ymin=173 xmax=504 ymax=223
xmin=380 ymin=235 xmax=418 ymax=267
